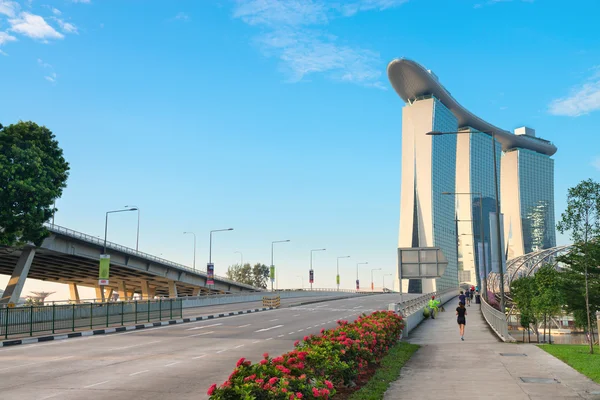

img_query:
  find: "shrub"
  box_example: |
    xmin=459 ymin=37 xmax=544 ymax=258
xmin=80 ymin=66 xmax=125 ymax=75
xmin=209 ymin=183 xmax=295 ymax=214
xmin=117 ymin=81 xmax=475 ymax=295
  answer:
xmin=208 ymin=310 xmax=404 ymax=399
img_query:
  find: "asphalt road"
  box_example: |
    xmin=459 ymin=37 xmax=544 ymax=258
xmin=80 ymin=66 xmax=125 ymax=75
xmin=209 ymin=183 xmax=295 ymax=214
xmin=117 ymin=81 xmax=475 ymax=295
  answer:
xmin=0 ymin=293 xmax=418 ymax=400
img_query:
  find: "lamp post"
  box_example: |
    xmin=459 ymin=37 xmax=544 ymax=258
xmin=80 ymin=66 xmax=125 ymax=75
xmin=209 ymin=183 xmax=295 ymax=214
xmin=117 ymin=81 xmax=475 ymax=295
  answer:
xmin=442 ymin=192 xmax=486 ymax=299
xmin=428 ymin=130 xmax=505 ymax=313
xmin=234 ymin=251 xmax=243 ymax=268
xmin=183 ymin=232 xmax=197 ymax=270
xmin=271 ymin=240 xmax=290 ymax=292
xmin=310 ymin=248 xmax=326 ymax=290
xmin=336 ymin=256 xmax=350 ymax=291
xmin=296 ymin=275 xmax=305 ymax=289
xmin=208 ymin=229 xmax=233 ymax=286
xmin=103 ymin=207 xmax=137 ymax=303
xmin=371 ymin=268 xmax=381 ymax=292
xmin=356 ymin=262 xmax=368 ymax=291
xmin=383 ymin=273 xmax=392 ymax=290
xmin=124 ymin=205 xmax=140 ymax=251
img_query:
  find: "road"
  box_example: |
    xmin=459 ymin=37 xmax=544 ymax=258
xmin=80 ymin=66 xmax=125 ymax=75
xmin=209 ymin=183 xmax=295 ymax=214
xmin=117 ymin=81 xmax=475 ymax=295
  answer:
xmin=0 ymin=293 xmax=417 ymax=400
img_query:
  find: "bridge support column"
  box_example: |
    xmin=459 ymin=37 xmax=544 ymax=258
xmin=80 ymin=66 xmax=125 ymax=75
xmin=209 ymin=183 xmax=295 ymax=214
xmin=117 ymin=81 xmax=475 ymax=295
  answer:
xmin=118 ymin=281 xmax=127 ymax=301
xmin=168 ymin=281 xmax=178 ymax=298
xmin=192 ymin=287 xmax=201 ymax=296
xmin=141 ymin=280 xmax=151 ymax=300
xmin=106 ymin=288 xmax=114 ymax=301
xmin=95 ymin=286 xmax=104 ymax=302
xmin=0 ymin=248 xmax=36 ymax=305
xmin=69 ymin=283 xmax=81 ymax=304
xmin=149 ymin=287 xmax=156 ymax=299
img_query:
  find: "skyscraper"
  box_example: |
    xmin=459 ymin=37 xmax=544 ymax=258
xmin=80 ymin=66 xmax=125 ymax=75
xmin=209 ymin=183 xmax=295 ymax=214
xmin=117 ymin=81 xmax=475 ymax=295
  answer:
xmin=387 ymin=58 xmax=557 ymax=293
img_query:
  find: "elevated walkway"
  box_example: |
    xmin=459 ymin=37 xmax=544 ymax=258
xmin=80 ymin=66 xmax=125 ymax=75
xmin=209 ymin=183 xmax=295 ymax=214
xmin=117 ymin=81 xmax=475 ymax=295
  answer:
xmin=386 ymin=299 xmax=600 ymax=399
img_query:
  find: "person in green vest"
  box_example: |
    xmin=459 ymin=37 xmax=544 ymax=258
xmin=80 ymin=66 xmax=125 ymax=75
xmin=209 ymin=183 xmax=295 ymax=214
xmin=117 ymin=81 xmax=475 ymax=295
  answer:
xmin=428 ymin=296 xmax=441 ymax=319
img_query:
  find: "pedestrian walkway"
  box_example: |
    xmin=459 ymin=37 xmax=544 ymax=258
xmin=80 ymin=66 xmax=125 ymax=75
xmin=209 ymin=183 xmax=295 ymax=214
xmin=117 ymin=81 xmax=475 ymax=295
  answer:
xmin=385 ymin=297 xmax=600 ymax=399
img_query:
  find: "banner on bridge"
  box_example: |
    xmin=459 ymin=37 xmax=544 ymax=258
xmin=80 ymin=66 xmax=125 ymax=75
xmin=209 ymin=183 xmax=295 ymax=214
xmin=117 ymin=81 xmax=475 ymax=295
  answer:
xmin=207 ymin=263 xmax=214 ymax=286
xmin=98 ymin=254 xmax=110 ymax=286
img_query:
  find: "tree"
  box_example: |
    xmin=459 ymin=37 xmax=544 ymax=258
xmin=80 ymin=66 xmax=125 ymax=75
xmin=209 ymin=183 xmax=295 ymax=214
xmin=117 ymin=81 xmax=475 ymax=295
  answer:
xmin=532 ymin=265 xmax=564 ymax=343
xmin=225 ymin=263 xmax=269 ymax=288
xmin=0 ymin=122 xmax=70 ymax=247
xmin=510 ymin=276 xmax=538 ymax=342
xmin=557 ymin=178 xmax=600 ymax=354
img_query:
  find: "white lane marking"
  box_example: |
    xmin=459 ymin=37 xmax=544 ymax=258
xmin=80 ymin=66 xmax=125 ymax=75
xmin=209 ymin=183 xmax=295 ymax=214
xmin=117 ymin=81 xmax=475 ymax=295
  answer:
xmin=293 ymin=314 xmax=300 ymax=317
xmin=84 ymin=380 xmax=109 ymax=388
xmin=165 ymin=361 xmax=180 ymax=366
xmin=265 ymin=338 xmax=273 ymax=341
xmin=186 ymin=323 xmax=222 ymax=331
xmin=353 ymin=306 xmax=362 ymax=309
xmin=40 ymin=394 xmax=59 ymax=400
xmin=234 ymin=345 xmax=245 ymax=349
xmin=0 ymin=355 xmax=74 ymax=372
xmin=252 ymin=340 xmax=261 ymax=344
xmin=130 ymin=370 xmax=149 ymax=376
xmin=185 ymin=331 xmax=214 ymax=338
xmin=277 ymin=335 xmax=284 ymax=337
xmin=238 ymin=324 xmax=251 ymax=328
xmin=216 ymin=349 xmax=229 ymax=353
xmin=255 ymin=324 xmax=284 ymax=332
xmin=110 ymin=340 xmax=162 ymax=351
xmin=288 ymin=332 xmax=294 ymax=335
xmin=298 ymin=329 xmax=304 ymax=332
xmin=269 ymin=319 xmax=279 ymax=322
xmin=192 ymin=354 xmax=207 ymax=359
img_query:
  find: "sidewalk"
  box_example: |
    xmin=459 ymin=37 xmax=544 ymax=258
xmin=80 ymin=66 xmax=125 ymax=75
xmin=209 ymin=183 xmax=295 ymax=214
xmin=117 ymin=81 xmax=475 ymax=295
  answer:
xmin=385 ymin=298 xmax=600 ymax=399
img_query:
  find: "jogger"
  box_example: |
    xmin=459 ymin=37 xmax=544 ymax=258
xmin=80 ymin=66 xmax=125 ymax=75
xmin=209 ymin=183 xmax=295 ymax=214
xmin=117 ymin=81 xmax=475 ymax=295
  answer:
xmin=456 ymin=302 xmax=467 ymax=340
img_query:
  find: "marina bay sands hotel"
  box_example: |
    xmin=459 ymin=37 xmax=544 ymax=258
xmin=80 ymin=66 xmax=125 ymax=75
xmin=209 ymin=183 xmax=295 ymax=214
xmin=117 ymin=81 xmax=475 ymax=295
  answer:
xmin=388 ymin=59 xmax=557 ymax=294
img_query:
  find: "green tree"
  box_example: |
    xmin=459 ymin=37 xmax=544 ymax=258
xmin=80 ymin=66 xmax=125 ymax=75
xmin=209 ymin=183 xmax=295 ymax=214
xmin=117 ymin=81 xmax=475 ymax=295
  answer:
xmin=510 ymin=275 xmax=538 ymax=341
xmin=557 ymin=178 xmax=600 ymax=354
xmin=532 ymin=265 xmax=564 ymax=343
xmin=251 ymin=263 xmax=269 ymax=289
xmin=225 ymin=263 xmax=269 ymax=288
xmin=0 ymin=121 xmax=70 ymax=247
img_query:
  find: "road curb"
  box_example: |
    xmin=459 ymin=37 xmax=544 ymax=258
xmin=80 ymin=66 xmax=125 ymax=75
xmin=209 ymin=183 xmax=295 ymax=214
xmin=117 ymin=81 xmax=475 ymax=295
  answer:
xmin=0 ymin=307 xmax=273 ymax=348
xmin=288 ymin=294 xmax=376 ymax=307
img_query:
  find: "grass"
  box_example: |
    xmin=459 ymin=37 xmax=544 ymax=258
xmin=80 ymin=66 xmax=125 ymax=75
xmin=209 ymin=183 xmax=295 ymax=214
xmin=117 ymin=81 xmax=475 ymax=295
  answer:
xmin=539 ymin=344 xmax=600 ymax=384
xmin=347 ymin=342 xmax=420 ymax=400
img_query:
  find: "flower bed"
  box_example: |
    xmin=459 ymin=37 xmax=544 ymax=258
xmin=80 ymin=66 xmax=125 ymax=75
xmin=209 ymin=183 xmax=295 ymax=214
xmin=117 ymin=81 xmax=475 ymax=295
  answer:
xmin=207 ymin=310 xmax=404 ymax=399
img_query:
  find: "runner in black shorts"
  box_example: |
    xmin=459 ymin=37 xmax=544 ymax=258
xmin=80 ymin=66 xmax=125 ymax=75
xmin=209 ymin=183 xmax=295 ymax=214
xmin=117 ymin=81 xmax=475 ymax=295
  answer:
xmin=456 ymin=302 xmax=467 ymax=341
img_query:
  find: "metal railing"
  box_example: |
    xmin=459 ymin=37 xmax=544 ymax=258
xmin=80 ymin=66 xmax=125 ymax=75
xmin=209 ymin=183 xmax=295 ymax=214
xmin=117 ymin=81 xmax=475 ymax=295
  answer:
xmin=45 ymin=224 xmax=258 ymax=290
xmin=0 ymin=299 xmax=183 ymax=339
xmin=480 ymin=295 xmax=516 ymax=342
xmin=395 ymin=287 xmax=458 ymax=317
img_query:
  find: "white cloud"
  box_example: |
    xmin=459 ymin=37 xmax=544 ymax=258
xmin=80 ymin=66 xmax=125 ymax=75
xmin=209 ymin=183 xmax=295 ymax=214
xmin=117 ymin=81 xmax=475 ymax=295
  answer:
xmin=0 ymin=30 xmax=16 ymax=44
xmin=53 ymin=18 xmax=78 ymax=34
xmin=72 ymin=0 xmax=91 ymax=3
xmin=549 ymin=67 xmax=600 ymax=117
xmin=474 ymin=0 xmax=533 ymax=8
xmin=0 ymin=0 xmax=19 ymax=17
xmin=0 ymin=48 xmax=7 ymax=56
xmin=9 ymin=12 xmax=64 ymax=40
xmin=172 ymin=12 xmax=190 ymax=21
xmin=232 ymin=0 xmax=406 ymax=88
xmin=52 ymin=8 xmax=61 ymax=16
xmin=44 ymin=72 xmax=57 ymax=82
xmin=37 ymin=58 xmax=52 ymax=68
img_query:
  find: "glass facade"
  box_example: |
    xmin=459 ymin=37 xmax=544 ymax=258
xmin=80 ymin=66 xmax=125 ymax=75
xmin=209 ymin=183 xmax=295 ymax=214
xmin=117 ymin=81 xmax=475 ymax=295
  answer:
xmin=431 ymin=98 xmax=458 ymax=291
xmin=516 ymin=148 xmax=556 ymax=253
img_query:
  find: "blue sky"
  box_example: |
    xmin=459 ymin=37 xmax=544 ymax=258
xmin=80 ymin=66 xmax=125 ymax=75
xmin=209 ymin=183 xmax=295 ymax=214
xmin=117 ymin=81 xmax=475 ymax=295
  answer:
xmin=1 ymin=0 xmax=600 ymax=300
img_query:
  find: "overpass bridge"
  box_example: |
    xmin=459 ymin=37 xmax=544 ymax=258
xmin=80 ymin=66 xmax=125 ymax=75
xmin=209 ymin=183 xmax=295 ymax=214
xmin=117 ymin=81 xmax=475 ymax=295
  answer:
xmin=0 ymin=224 xmax=260 ymax=305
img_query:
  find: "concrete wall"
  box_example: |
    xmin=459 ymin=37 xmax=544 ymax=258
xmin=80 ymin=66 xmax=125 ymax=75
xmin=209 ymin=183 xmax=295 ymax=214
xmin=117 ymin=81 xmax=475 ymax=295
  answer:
xmin=400 ymin=291 xmax=458 ymax=338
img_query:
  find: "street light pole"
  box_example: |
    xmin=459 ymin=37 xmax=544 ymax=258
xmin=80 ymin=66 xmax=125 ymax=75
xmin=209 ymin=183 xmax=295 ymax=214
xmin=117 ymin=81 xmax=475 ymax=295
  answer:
xmin=234 ymin=251 xmax=243 ymax=268
xmin=296 ymin=275 xmax=305 ymax=289
xmin=356 ymin=262 xmax=368 ymax=291
xmin=103 ymin=207 xmax=137 ymax=303
xmin=183 ymin=232 xmax=196 ymax=270
xmin=310 ymin=248 xmax=326 ymax=290
xmin=209 ymin=228 xmax=234 ymax=264
xmin=124 ymin=205 xmax=140 ymax=251
xmin=371 ymin=268 xmax=381 ymax=292
xmin=271 ymin=240 xmax=290 ymax=292
xmin=336 ymin=256 xmax=350 ymax=291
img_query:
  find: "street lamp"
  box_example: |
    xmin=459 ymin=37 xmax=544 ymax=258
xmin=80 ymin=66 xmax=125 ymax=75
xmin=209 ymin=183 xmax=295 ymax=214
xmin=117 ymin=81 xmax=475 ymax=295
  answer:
xmin=234 ymin=251 xmax=243 ymax=268
xmin=124 ymin=205 xmax=140 ymax=251
xmin=103 ymin=207 xmax=137 ymax=303
xmin=371 ymin=268 xmax=382 ymax=292
xmin=310 ymin=248 xmax=326 ymax=290
xmin=336 ymin=256 xmax=350 ymax=291
xmin=356 ymin=262 xmax=368 ymax=291
xmin=428 ymin=130 xmax=505 ymax=313
xmin=271 ymin=240 xmax=290 ymax=292
xmin=183 ymin=232 xmax=197 ymax=270
xmin=296 ymin=275 xmax=305 ymax=289
xmin=209 ymin=228 xmax=234 ymax=263
xmin=383 ymin=273 xmax=392 ymax=290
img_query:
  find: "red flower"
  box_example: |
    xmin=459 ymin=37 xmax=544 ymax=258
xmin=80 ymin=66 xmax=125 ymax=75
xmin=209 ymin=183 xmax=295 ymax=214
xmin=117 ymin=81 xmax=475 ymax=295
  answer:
xmin=236 ymin=357 xmax=246 ymax=367
xmin=324 ymin=380 xmax=333 ymax=389
xmin=269 ymin=377 xmax=279 ymax=385
xmin=207 ymin=383 xmax=217 ymax=396
xmin=263 ymin=352 xmax=269 ymax=359
xmin=296 ymin=393 xmax=303 ymax=398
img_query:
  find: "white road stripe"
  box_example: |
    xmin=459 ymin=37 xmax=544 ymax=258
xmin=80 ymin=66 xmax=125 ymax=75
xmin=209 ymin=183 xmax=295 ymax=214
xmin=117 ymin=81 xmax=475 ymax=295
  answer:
xmin=234 ymin=345 xmax=245 ymax=349
xmin=269 ymin=319 xmax=279 ymax=322
xmin=238 ymin=324 xmax=251 ymax=328
xmin=130 ymin=370 xmax=149 ymax=376
xmin=185 ymin=331 xmax=214 ymax=338
xmin=265 ymin=338 xmax=273 ymax=341
xmin=40 ymin=394 xmax=59 ymax=400
xmin=277 ymin=335 xmax=284 ymax=337
xmin=110 ymin=340 xmax=161 ymax=351
xmin=186 ymin=323 xmax=222 ymax=331
xmin=252 ymin=340 xmax=261 ymax=344
xmin=192 ymin=354 xmax=207 ymax=359
xmin=84 ymin=380 xmax=109 ymax=389
xmin=216 ymin=349 xmax=228 ymax=353
xmin=165 ymin=361 xmax=180 ymax=366
xmin=293 ymin=314 xmax=300 ymax=317
xmin=255 ymin=325 xmax=284 ymax=332
xmin=0 ymin=355 xmax=74 ymax=372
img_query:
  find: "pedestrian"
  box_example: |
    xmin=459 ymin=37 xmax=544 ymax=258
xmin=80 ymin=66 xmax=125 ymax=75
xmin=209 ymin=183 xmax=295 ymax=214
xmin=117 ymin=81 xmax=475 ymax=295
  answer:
xmin=465 ymin=290 xmax=471 ymax=306
xmin=456 ymin=301 xmax=467 ymax=341
xmin=459 ymin=290 xmax=466 ymax=305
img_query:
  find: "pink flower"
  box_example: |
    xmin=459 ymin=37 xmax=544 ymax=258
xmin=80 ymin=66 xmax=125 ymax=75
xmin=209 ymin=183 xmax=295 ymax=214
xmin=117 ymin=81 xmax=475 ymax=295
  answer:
xmin=269 ymin=377 xmax=279 ymax=385
xmin=324 ymin=380 xmax=333 ymax=389
xmin=294 ymin=340 xmax=300 ymax=347
xmin=296 ymin=393 xmax=303 ymax=399
xmin=207 ymin=383 xmax=217 ymax=396
xmin=236 ymin=357 xmax=246 ymax=367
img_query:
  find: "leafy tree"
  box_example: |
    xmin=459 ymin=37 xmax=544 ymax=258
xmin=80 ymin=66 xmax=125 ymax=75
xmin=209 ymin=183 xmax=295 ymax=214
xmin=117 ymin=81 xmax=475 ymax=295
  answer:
xmin=532 ymin=265 xmax=564 ymax=343
xmin=226 ymin=263 xmax=269 ymax=288
xmin=0 ymin=121 xmax=69 ymax=247
xmin=510 ymin=276 xmax=538 ymax=341
xmin=557 ymin=178 xmax=600 ymax=354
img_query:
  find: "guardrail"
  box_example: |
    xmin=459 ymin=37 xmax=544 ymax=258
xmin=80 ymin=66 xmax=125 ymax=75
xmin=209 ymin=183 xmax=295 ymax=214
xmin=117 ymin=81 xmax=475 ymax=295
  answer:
xmin=0 ymin=299 xmax=183 ymax=339
xmin=480 ymin=295 xmax=516 ymax=342
xmin=45 ymin=224 xmax=257 ymax=290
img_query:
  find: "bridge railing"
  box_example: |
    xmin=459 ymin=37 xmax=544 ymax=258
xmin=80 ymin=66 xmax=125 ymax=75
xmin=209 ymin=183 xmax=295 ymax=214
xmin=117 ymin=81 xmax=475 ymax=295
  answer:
xmin=45 ymin=224 xmax=257 ymax=290
xmin=480 ymin=295 xmax=516 ymax=342
xmin=0 ymin=299 xmax=183 ymax=339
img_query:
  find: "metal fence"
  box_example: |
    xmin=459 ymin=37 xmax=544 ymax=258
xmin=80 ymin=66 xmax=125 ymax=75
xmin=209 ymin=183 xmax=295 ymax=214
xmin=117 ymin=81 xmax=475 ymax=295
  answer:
xmin=0 ymin=299 xmax=183 ymax=339
xmin=480 ymin=295 xmax=516 ymax=342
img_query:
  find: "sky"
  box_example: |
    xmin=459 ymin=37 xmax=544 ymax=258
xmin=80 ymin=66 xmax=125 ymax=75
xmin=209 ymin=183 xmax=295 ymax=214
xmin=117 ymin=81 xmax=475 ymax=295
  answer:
xmin=1 ymin=0 xmax=600 ymax=301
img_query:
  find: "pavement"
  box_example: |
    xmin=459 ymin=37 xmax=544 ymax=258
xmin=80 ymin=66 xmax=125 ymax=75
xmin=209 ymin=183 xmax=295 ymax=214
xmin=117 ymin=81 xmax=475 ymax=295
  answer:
xmin=385 ymin=297 xmax=600 ymax=400
xmin=0 ymin=293 xmax=416 ymax=400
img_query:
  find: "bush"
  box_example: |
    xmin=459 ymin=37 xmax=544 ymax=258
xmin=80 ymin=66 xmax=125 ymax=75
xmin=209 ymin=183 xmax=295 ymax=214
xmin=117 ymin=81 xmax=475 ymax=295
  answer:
xmin=207 ymin=311 xmax=404 ymax=399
